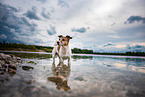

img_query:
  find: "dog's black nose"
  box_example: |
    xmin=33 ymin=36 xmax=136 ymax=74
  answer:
xmin=57 ymin=41 xmax=60 ymax=45
xmin=62 ymin=39 xmax=65 ymax=41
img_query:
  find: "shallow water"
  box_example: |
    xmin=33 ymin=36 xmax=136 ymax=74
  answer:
xmin=0 ymin=52 xmax=145 ymax=97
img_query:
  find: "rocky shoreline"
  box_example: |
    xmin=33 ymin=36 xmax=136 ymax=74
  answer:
xmin=0 ymin=53 xmax=22 ymax=75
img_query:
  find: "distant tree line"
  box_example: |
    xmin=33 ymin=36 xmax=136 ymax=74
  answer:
xmin=0 ymin=41 xmax=37 ymax=50
xmin=71 ymin=48 xmax=93 ymax=54
xmin=71 ymin=48 xmax=145 ymax=56
xmin=93 ymin=51 xmax=145 ymax=56
xmin=0 ymin=41 xmax=53 ymax=52
xmin=34 ymin=45 xmax=53 ymax=52
xmin=0 ymin=41 xmax=145 ymax=56
xmin=125 ymin=51 xmax=145 ymax=56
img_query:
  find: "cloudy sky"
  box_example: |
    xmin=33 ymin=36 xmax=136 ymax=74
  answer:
xmin=0 ymin=0 xmax=145 ymax=52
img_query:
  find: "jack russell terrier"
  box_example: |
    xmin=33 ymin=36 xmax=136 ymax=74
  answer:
xmin=52 ymin=35 xmax=72 ymax=65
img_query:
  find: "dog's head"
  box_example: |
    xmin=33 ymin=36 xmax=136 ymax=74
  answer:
xmin=58 ymin=35 xmax=72 ymax=46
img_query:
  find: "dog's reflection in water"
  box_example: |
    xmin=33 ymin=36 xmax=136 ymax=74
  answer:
xmin=47 ymin=62 xmax=71 ymax=91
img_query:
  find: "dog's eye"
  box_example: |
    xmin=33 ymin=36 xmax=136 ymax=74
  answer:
xmin=62 ymin=39 xmax=65 ymax=41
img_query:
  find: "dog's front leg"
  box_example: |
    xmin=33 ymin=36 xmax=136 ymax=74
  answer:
xmin=59 ymin=57 xmax=64 ymax=64
xmin=51 ymin=62 xmax=56 ymax=72
xmin=52 ymin=54 xmax=56 ymax=64
xmin=68 ymin=57 xmax=71 ymax=66
xmin=53 ymin=58 xmax=55 ymax=64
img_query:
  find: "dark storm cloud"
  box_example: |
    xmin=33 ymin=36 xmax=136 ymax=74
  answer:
xmin=111 ymin=23 xmax=116 ymax=26
xmin=0 ymin=2 xmax=38 ymax=43
xmin=116 ymin=24 xmax=145 ymax=42
xmin=47 ymin=25 xmax=57 ymax=35
xmin=24 ymin=6 xmax=40 ymax=20
xmin=124 ymin=16 xmax=145 ymax=24
xmin=126 ymin=44 xmax=145 ymax=52
xmin=37 ymin=0 xmax=47 ymax=3
xmin=126 ymin=45 xmax=131 ymax=49
xmin=0 ymin=2 xmax=21 ymax=35
xmin=71 ymin=27 xmax=89 ymax=33
xmin=8 ymin=6 xmax=19 ymax=12
xmin=103 ymin=42 xmax=115 ymax=47
xmin=0 ymin=3 xmax=37 ymax=31
xmin=127 ymin=45 xmax=142 ymax=49
xmin=0 ymin=2 xmax=18 ymax=16
xmin=21 ymin=17 xmax=31 ymax=26
xmin=21 ymin=17 xmax=37 ymax=31
xmin=30 ymin=23 xmax=37 ymax=31
xmin=58 ymin=0 xmax=69 ymax=8
xmin=0 ymin=2 xmax=19 ymax=22
xmin=0 ymin=1 xmax=16 ymax=41
xmin=41 ymin=8 xmax=51 ymax=19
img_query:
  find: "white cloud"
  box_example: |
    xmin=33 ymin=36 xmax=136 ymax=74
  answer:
xmin=9 ymin=28 xmax=16 ymax=33
xmin=0 ymin=34 xmax=7 ymax=39
xmin=114 ymin=45 xmax=126 ymax=49
xmin=108 ymin=35 xmax=120 ymax=39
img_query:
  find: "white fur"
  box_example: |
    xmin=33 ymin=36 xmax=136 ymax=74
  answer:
xmin=52 ymin=44 xmax=71 ymax=65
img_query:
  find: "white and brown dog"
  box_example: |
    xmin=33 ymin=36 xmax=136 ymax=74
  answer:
xmin=52 ymin=35 xmax=72 ymax=65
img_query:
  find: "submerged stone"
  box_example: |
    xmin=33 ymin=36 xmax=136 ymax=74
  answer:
xmin=2 ymin=64 xmax=8 ymax=68
xmin=8 ymin=64 xmax=17 ymax=70
xmin=0 ymin=71 xmax=4 ymax=75
xmin=74 ymin=77 xmax=84 ymax=81
xmin=16 ymin=57 xmax=21 ymax=60
xmin=27 ymin=61 xmax=37 ymax=64
xmin=47 ymin=76 xmax=63 ymax=83
xmin=8 ymin=68 xmax=16 ymax=74
xmin=24 ymin=79 xmax=35 ymax=84
xmin=22 ymin=66 xmax=34 ymax=71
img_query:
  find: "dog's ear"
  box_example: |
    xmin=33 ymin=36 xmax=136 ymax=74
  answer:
xmin=58 ymin=35 xmax=63 ymax=38
xmin=66 ymin=35 xmax=72 ymax=39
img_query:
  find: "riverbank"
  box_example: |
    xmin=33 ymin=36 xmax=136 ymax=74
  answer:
xmin=0 ymin=53 xmax=22 ymax=75
xmin=0 ymin=50 xmax=145 ymax=59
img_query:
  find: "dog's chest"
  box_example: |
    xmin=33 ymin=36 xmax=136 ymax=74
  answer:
xmin=59 ymin=46 xmax=70 ymax=59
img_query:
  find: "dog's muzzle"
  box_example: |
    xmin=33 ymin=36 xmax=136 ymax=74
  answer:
xmin=57 ymin=41 xmax=63 ymax=46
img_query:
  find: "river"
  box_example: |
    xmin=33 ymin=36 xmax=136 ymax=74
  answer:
xmin=0 ymin=51 xmax=145 ymax=97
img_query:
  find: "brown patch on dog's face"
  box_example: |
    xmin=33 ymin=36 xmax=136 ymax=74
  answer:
xmin=58 ymin=35 xmax=72 ymax=46
xmin=60 ymin=36 xmax=69 ymax=46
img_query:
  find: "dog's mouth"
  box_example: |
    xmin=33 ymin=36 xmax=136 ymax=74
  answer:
xmin=57 ymin=41 xmax=64 ymax=46
xmin=61 ymin=42 xmax=68 ymax=46
xmin=57 ymin=41 xmax=68 ymax=46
